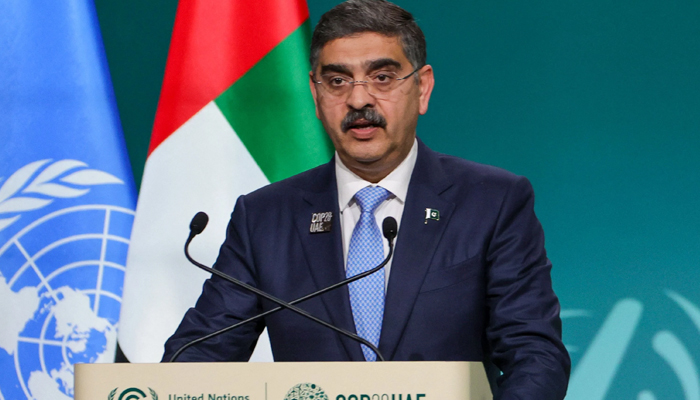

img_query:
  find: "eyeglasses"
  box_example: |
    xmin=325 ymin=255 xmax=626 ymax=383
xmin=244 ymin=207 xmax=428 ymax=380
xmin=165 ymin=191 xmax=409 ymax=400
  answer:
xmin=313 ymin=67 xmax=420 ymax=99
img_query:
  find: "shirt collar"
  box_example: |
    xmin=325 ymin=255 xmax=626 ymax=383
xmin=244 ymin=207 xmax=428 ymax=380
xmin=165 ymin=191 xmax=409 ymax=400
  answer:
xmin=336 ymin=138 xmax=418 ymax=211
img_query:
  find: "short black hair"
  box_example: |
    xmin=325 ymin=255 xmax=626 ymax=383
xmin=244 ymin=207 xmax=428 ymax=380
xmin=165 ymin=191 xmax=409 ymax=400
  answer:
xmin=310 ymin=0 xmax=426 ymax=71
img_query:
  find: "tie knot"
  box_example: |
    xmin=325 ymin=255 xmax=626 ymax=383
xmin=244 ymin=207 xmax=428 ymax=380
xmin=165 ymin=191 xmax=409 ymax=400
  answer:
xmin=354 ymin=186 xmax=390 ymax=214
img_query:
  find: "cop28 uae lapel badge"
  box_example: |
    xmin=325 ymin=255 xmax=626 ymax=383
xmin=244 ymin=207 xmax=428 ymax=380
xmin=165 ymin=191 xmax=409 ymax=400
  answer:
xmin=310 ymin=211 xmax=333 ymax=233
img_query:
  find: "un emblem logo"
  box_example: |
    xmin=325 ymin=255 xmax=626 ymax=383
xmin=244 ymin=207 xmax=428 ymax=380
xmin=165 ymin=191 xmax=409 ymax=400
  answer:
xmin=108 ymin=387 xmax=158 ymax=400
xmin=0 ymin=159 xmax=135 ymax=400
xmin=284 ymin=383 xmax=329 ymax=400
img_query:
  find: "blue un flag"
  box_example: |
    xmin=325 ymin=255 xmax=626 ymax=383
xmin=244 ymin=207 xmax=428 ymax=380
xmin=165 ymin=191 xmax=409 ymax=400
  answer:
xmin=0 ymin=1 xmax=137 ymax=399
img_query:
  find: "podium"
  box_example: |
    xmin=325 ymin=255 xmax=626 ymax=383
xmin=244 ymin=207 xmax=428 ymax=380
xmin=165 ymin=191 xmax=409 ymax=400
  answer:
xmin=75 ymin=361 xmax=492 ymax=400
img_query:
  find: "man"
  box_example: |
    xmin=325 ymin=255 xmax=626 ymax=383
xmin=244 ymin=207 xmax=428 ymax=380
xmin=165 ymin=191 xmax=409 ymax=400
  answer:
xmin=163 ymin=0 xmax=570 ymax=398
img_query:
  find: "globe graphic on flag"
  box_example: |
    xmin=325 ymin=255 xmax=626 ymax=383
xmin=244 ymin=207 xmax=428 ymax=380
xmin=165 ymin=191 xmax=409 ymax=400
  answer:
xmin=0 ymin=204 xmax=135 ymax=400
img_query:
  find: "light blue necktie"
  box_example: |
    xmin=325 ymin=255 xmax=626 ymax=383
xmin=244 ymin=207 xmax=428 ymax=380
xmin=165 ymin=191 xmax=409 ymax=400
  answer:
xmin=346 ymin=186 xmax=391 ymax=361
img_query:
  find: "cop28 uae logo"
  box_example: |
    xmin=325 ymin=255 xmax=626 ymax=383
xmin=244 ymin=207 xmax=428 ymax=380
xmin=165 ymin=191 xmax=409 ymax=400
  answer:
xmin=285 ymin=383 xmax=329 ymax=400
xmin=0 ymin=159 xmax=135 ymax=400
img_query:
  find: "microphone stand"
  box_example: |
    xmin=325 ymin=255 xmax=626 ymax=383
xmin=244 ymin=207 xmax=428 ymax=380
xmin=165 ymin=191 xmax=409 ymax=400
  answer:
xmin=169 ymin=216 xmax=396 ymax=362
xmin=170 ymin=236 xmax=394 ymax=362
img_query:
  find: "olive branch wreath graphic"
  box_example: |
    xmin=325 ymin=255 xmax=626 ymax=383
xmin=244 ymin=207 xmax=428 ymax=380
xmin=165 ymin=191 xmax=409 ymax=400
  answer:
xmin=0 ymin=159 xmax=124 ymax=233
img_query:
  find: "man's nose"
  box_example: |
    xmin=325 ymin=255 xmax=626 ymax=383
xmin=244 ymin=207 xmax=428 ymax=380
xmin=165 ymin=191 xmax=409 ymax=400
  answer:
xmin=345 ymin=82 xmax=376 ymax=110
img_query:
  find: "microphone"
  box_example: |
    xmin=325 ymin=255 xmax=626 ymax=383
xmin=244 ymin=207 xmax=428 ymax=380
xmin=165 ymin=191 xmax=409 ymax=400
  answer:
xmin=189 ymin=211 xmax=208 ymax=236
xmin=170 ymin=213 xmax=397 ymax=362
xmin=382 ymin=216 xmax=398 ymax=241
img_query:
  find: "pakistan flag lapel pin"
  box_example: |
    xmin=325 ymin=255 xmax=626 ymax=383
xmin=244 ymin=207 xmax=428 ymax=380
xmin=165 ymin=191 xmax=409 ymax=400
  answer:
xmin=424 ymin=208 xmax=440 ymax=224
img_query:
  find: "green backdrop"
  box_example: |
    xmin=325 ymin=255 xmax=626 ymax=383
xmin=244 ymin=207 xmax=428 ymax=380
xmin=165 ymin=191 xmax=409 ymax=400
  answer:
xmin=95 ymin=1 xmax=700 ymax=398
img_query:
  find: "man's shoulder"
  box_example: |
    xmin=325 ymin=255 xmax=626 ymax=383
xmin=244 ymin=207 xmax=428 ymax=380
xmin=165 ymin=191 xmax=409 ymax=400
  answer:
xmin=439 ymin=152 xmax=518 ymax=179
xmin=241 ymin=160 xmax=334 ymax=203
xmin=419 ymin=141 xmax=527 ymax=189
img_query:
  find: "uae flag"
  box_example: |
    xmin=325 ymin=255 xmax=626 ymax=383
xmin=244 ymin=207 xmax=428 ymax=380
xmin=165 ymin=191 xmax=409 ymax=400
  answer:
xmin=118 ymin=0 xmax=333 ymax=363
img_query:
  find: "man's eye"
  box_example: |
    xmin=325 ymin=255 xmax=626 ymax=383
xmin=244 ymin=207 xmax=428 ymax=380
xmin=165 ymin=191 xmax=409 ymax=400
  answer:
xmin=371 ymin=73 xmax=394 ymax=84
xmin=326 ymin=77 xmax=349 ymax=87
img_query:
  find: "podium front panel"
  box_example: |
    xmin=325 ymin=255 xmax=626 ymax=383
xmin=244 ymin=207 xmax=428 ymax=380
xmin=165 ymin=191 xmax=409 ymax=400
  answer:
xmin=75 ymin=361 xmax=491 ymax=400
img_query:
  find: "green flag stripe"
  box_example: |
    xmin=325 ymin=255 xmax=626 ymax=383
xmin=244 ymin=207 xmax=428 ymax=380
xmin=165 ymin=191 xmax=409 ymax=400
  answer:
xmin=215 ymin=21 xmax=333 ymax=183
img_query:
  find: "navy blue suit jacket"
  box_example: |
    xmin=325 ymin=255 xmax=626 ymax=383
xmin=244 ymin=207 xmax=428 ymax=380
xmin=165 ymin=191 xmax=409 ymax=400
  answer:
xmin=164 ymin=140 xmax=570 ymax=399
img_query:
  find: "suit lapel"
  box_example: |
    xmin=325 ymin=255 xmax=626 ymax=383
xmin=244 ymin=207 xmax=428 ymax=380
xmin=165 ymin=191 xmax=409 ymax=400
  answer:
xmin=293 ymin=161 xmax=365 ymax=361
xmin=379 ymin=140 xmax=455 ymax=360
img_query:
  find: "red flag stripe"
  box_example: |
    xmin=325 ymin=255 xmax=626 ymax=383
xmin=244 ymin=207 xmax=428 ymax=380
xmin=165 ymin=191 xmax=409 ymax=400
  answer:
xmin=148 ymin=0 xmax=310 ymax=155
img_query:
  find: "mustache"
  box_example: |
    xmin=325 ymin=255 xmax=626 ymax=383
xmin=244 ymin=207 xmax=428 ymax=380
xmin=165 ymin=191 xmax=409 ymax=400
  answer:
xmin=341 ymin=108 xmax=387 ymax=132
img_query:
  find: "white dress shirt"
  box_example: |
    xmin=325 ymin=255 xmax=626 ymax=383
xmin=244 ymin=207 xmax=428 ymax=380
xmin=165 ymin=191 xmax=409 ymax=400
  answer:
xmin=335 ymin=138 xmax=418 ymax=289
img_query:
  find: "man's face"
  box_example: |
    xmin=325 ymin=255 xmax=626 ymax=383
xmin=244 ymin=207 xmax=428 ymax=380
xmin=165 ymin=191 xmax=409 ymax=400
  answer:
xmin=310 ymin=32 xmax=434 ymax=182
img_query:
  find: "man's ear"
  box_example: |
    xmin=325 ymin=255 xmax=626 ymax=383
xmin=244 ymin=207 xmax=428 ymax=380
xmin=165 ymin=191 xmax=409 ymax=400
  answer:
xmin=418 ymin=65 xmax=435 ymax=115
xmin=309 ymin=72 xmax=320 ymax=119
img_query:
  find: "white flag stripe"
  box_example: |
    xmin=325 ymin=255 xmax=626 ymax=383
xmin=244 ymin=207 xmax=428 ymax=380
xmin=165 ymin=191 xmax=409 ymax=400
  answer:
xmin=119 ymin=102 xmax=270 ymax=362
